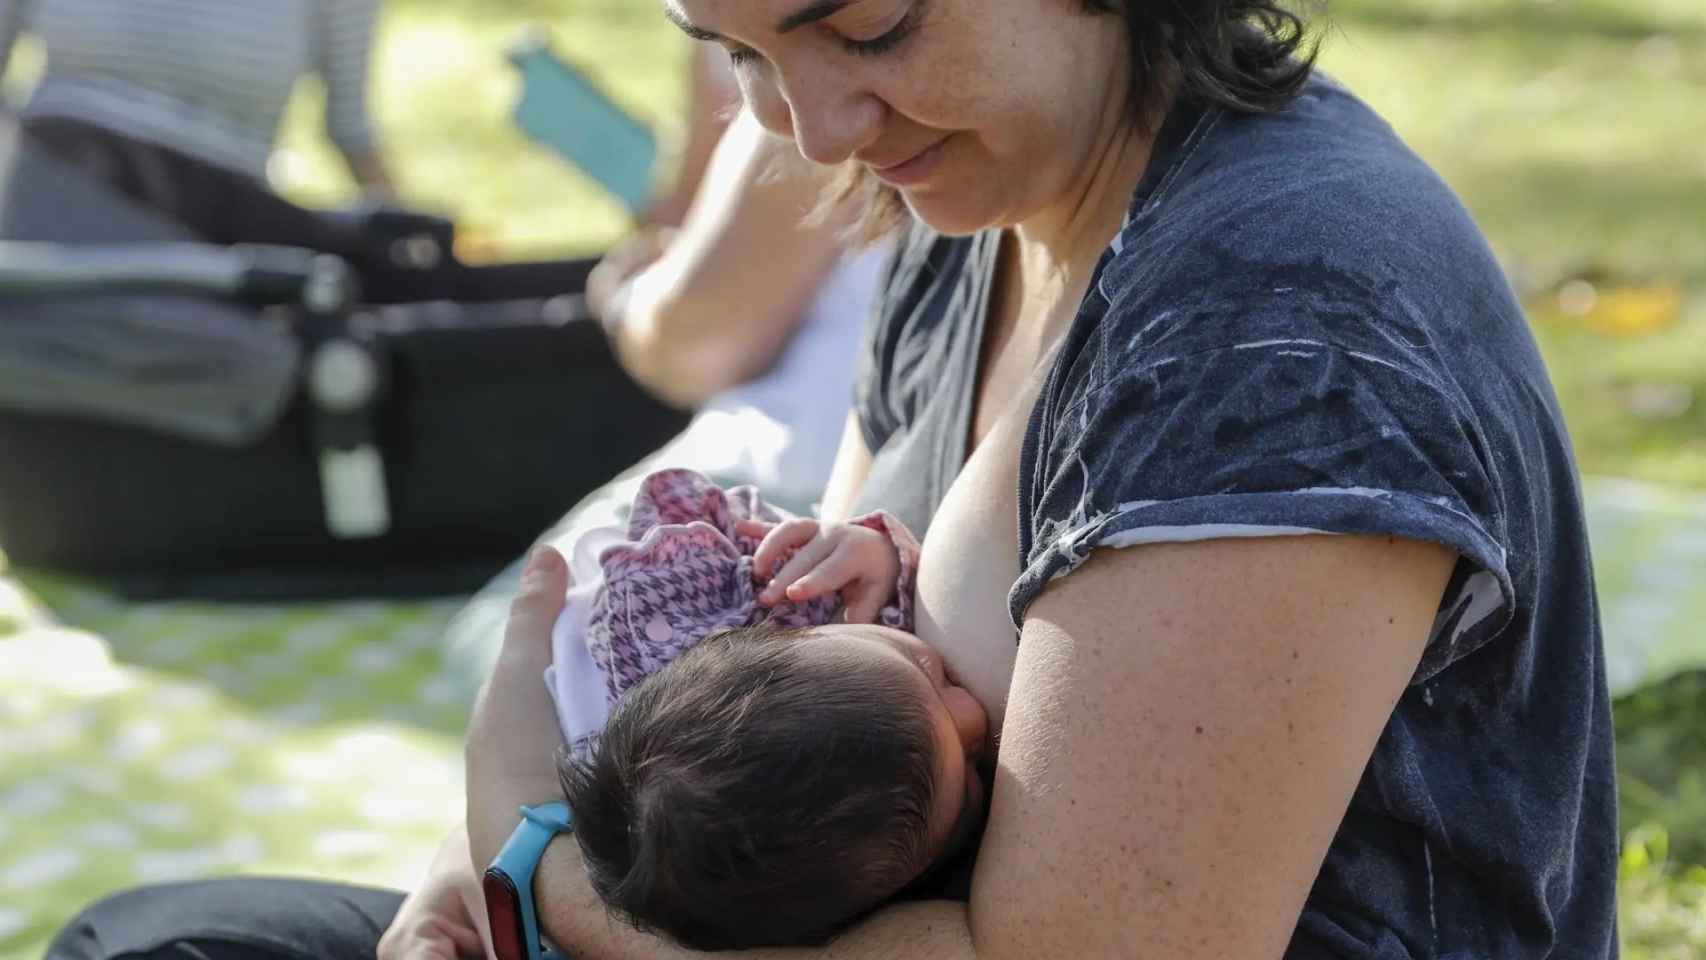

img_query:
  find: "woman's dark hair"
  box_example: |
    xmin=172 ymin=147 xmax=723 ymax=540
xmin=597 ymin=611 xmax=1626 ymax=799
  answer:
xmin=832 ymin=0 xmax=1320 ymax=240
xmin=558 ymin=624 xmax=941 ymax=950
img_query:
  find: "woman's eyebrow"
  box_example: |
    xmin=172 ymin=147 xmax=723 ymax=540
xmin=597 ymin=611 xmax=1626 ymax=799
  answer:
xmin=661 ymin=2 xmax=722 ymax=41
xmin=775 ymin=0 xmax=855 ymax=33
xmin=661 ymin=0 xmax=857 ymax=40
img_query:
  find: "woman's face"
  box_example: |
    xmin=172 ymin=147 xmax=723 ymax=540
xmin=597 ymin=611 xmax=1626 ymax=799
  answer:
xmin=664 ymin=0 xmax=1130 ymax=235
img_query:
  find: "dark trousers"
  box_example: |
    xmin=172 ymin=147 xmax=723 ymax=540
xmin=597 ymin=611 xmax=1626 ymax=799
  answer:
xmin=46 ymin=877 xmax=405 ymax=960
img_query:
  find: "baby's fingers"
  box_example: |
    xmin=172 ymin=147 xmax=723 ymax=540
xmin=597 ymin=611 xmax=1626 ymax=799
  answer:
xmin=838 ymin=581 xmax=888 ymax=625
xmin=780 ymin=545 xmax=866 ymax=606
xmin=760 ymin=535 xmax=837 ymax=604
xmin=753 ymin=518 xmax=821 ymax=579
xmin=733 ymin=518 xmax=774 ymax=540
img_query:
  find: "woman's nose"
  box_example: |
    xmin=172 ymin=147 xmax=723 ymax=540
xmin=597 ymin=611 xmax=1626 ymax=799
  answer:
xmin=743 ymin=73 xmax=795 ymax=140
xmin=766 ymin=63 xmax=882 ymax=166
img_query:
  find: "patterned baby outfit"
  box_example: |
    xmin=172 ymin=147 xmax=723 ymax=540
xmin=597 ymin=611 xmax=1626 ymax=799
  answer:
xmin=546 ymin=468 xmax=918 ymax=757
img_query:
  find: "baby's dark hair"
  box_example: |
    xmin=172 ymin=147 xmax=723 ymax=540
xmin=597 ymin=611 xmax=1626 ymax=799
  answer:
xmin=557 ymin=623 xmax=941 ymax=950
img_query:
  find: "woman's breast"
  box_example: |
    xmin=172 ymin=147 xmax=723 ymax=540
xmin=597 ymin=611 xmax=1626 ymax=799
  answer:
xmin=912 ymin=405 xmax=1030 ymax=735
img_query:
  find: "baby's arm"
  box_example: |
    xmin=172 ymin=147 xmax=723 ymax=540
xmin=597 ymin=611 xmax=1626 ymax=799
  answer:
xmin=741 ymin=516 xmax=906 ymax=624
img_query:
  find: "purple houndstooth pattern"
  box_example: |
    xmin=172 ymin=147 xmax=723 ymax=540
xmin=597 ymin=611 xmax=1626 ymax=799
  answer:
xmin=585 ymin=468 xmax=918 ymax=706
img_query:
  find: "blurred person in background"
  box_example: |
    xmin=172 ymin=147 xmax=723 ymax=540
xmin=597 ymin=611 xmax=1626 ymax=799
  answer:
xmin=592 ymin=109 xmax=888 ymax=510
xmin=0 ymin=0 xmax=394 ymax=247
xmin=583 ymin=44 xmax=889 ymax=506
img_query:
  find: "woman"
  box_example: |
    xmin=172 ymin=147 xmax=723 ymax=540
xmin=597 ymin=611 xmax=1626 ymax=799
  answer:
xmin=49 ymin=1 xmax=1618 ymax=958
xmin=0 ymin=0 xmax=393 ymax=246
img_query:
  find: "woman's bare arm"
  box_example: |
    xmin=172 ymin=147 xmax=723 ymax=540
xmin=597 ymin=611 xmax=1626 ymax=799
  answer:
xmin=604 ymin=111 xmax=847 ymax=409
xmin=464 ymin=550 xmax=571 ymax=871
xmin=968 ymin=533 xmax=1452 ymax=956
xmin=474 ymin=533 xmax=1453 ymax=959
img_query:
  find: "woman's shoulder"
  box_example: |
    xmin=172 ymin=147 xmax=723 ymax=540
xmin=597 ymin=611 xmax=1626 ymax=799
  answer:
xmin=1087 ymin=76 xmax=1521 ymax=378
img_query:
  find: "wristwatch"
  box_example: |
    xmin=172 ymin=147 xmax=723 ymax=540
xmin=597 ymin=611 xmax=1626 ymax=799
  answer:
xmin=483 ymin=801 xmax=574 ymax=960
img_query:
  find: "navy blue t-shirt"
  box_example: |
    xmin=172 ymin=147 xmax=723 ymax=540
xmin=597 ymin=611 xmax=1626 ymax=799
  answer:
xmin=855 ymin=76 xmax=1618 ymax=958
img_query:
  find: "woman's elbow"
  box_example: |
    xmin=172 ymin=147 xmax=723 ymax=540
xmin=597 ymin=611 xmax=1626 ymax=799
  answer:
xmin=631 ymin=350 xmax=753 ymax=409
xmin=613 ymin=310 xmax=766 ymax=408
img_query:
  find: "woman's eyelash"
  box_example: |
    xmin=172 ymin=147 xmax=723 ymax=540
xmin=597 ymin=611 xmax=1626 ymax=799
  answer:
xmin=843 ymin=6 xmax=918 ymax=57
xmin=721 ymin=5 xmax=917 ymax=66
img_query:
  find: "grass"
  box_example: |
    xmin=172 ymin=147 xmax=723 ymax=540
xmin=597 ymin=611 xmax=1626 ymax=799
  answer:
xmin=1317 ymin=0 xmax=1706 ymax=492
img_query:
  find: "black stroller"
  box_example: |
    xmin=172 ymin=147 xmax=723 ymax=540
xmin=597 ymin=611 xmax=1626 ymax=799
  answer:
xmin=0 ymin=117 xmax=689 ymax=600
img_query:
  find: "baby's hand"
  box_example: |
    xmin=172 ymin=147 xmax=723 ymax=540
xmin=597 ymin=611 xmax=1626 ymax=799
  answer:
xmin=737 ymin=517 xmax=901 ymax=624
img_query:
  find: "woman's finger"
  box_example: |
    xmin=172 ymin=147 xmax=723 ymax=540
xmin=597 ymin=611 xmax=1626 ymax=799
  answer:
xmin=753 ymin=518 xmax=820 ymax=579
xmin=504 ymin=545 xmax=569 ymax=654
xmin=442 ymin=917 xmax=485 ymax=958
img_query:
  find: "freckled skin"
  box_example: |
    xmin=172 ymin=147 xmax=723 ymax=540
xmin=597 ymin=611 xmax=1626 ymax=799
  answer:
xmin=674 ymin=0 xmax=1136 ymax=236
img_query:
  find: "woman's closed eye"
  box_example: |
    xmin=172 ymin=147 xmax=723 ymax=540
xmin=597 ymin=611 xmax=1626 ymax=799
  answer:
xmin=725 ymin=44 xmax=763 ymax=67
xmin=722 ymin=1 xmax=920 ymax=66
xmin=841 ymin=3 xmax=920 ymax=57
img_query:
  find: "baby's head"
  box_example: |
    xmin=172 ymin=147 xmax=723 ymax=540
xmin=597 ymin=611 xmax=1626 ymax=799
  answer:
xmin=558 ymin=622 xmax=987 ymax=950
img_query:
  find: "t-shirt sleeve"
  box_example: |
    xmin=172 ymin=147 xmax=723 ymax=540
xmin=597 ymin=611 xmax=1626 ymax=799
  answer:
xmin=1010 ymin=338 xmax=1515 ymax=684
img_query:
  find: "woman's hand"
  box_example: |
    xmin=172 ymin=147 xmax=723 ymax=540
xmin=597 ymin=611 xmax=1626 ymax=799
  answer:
xmin=378 ymin=825 xmax=492 ymax=960
xmin=465 ymin=547 xmax=573 ymax=871
xmin=740 ymin=517 xmax=901 ymax=623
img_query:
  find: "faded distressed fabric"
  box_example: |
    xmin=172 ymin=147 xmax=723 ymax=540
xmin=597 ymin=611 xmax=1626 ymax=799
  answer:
xmin=548 ymin=468 xmax=919 ymax=758
xmin=857 ymin=76 xmax=1616 ymax=959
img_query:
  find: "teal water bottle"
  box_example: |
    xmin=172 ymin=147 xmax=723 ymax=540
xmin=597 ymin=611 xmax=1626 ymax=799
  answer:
xmin=507 ymin=28 xmax=658 ymax=217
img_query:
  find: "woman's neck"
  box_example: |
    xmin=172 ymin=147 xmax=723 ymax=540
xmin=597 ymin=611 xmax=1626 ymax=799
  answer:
xmin=1012 ymin=90 xmax=1166 ymax=312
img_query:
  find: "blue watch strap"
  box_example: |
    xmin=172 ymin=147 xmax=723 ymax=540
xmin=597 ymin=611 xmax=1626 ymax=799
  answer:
xmin=490 ymin=802 xmax=574 ymax=960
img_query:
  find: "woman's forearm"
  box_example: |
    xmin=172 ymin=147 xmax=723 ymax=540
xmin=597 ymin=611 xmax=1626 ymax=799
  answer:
xmin=604 ymin=111 xmax=843 ymax=409
xmin=529 ymin=824 xmax=979 ymax=960
xmin=464 ymin=552 xmax=571 ymax=869
xmin=608 ymin=276 xmax=794 ymax=409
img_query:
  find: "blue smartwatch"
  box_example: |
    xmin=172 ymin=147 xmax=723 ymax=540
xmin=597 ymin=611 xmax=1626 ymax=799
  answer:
xmin=483 ymin=802 xmax=574 ymax=960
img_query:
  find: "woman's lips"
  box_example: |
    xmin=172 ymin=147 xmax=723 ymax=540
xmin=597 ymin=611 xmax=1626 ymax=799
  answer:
xmin=867 ymin=137 xmax=948 ymax=187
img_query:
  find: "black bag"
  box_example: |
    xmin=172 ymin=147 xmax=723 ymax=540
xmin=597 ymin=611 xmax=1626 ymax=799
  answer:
xmin=0 ymin=121 xmax=689 ymax=600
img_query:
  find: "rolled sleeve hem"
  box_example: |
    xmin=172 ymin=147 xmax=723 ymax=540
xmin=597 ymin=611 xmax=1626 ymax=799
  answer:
xmin=1008 ymin=486 xmax=1515 ymax=683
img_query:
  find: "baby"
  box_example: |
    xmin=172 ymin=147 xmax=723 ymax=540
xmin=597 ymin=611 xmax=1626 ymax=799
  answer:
xmin=543 ymin=468 xmax=988 ymax=950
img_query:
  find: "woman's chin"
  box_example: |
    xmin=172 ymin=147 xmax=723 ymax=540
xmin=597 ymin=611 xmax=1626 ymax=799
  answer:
xmin=900 ymin=191 xmax=1001 ymax=237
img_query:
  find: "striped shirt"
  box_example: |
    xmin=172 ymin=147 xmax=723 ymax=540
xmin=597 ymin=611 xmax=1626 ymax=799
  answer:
xmin=0 ymin=0 xmax=381 ymax=179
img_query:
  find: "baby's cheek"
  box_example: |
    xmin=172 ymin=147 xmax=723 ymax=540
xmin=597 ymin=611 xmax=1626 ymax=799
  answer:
xmin=942 ymin=685 xmax=988 ymax=757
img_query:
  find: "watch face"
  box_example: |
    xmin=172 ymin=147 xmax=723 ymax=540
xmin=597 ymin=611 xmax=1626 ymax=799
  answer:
xmin=482 ymin=867 xmax=531 ymax=960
